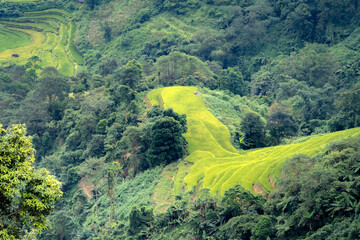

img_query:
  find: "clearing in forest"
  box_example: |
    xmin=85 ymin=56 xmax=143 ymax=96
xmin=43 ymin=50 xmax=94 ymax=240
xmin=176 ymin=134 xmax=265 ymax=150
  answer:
xmin=148 ymin=86 xmax=360 ymax=198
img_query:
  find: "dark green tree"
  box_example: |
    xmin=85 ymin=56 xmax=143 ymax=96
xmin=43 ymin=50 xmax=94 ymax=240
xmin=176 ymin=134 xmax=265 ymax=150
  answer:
xmin=240 ymin=111 xmax=266 ymax=149
xmin=267 ymin=104 xmax=298 ymax=145
xmin=147 ymin=116 xmax=187 ymax=166
xmin=36 ymin=67 xmax=70 ymax=102
xmin=84 ymin=0 xmax=100 ymax=10
xmin=218 ymin=67 xmax=248 ymax=96
xmin=122 ymin=60 xmax=143 ymax=90
xmin=335 ymin=82 xmax=360 ymax=128
xmin=128 ymin=206 xmax=153 ymax=238
xmin=272 ymin=137 xmax=360 ymax=238
xmin=108 ymin=85 xmax=136 ymax=107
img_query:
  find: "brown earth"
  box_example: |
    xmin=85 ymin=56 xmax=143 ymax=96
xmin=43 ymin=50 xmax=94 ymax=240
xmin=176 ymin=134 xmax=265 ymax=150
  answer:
xmin=269 ymin=175 xmax=277 ymax=189
xmin=79 ymin=177 xmax=94 ymax=199
xmin=253 ymin=183 xmax=265 ymax=195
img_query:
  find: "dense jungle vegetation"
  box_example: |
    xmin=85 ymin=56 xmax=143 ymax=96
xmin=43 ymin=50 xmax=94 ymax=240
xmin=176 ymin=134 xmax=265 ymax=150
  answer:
xmin=1 ymin=0 xmax=360 ymax=239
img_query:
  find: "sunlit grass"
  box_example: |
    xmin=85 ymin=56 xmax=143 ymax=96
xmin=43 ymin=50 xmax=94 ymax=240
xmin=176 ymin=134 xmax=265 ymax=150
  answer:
xmin=0 ymin=28 xmax=45 ymax=65
xmin=53 ymin=24 xmax=74 ymax=76
xmin=0 ymin=19 xmax=58 ymax=33
xmin=0 ymin=26 xmax=31 ymax=51
xmin=148 ymin=86 xmax=360 ymax=197
xmin=68 ymin=22 xmax=84 ymax=65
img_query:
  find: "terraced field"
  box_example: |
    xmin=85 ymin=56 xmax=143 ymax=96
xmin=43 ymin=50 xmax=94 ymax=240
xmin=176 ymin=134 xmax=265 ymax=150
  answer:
xmin=148 ymin=86 xmax=360 ymax=198
xmin=0 ymin=26 xmax=32 ymax=51
xmin=0 ymin=9 xmax=83 ymax=76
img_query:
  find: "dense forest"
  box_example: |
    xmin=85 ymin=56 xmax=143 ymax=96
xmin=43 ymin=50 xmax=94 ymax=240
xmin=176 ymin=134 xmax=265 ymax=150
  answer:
xmin=1 ymin=0 xmax=360 ymax=239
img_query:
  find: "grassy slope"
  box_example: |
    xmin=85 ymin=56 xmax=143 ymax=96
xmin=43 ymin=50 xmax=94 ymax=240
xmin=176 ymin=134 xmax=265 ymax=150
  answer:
xmin=0 ymin=9 xmax=82 ymax=76
xmin=0 ymin=26 xmax=32 ymax=51
xmin=0 ymin=28 xmax=45 ymax=64
xmin=148 ymin=87 xmax=360 ymax=201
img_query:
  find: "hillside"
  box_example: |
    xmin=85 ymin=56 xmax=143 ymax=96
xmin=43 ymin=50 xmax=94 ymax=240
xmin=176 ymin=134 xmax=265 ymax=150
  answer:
xmin=149 ymin=86 xmax=360 ymax=198
xmin=0 ymin=8 xmax=83 ymax=76
xmin=1 ymin=0 xmax=360 ymax=239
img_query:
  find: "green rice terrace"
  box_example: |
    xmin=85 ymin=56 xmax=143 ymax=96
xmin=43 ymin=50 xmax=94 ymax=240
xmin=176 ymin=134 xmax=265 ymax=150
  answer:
xmin=0 ymin=8 xmax=83 ymax=76
xmin=148 ymin=86 xmax=360 ymax=201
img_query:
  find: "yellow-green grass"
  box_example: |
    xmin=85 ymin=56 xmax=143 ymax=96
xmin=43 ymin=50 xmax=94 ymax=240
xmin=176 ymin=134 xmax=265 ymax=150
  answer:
xmin=32 ymin=32 xmax=57 ymax=68
xmin=20 ymin=14 xmax=67 ymax=23
xmin=158 ymin=87 xmax=238 ymax=155
xmin=0 ymin=25 xmax=31 ymax=51
xmin=53 ymin=24 xmax=74 ymax=76
xmin=152 ymin=163 xmax=178 ymax=213
xmin=24 ymin=9 xmax=71 ymax=18
xmin=0 ymin=28 xmax=45 ymax=65
xmin=4 ymin=0 xmax=39 ymax=2
xmin=68 ymin=22 xmax=84 ymax=65
xmin=148 ymin=14 xmax=198 ymax=39
xmin=0 ymin=9 xmax=78 ymax=76
xmin=148 ymin=86 xmax=360 ymax=198
xmin=147 ymin=88 xmax=164 ymax=106
xmin=16 ymin=17 xmax=61 ymax=30
xmin=0 ymin=20 xmax=58 ymax=33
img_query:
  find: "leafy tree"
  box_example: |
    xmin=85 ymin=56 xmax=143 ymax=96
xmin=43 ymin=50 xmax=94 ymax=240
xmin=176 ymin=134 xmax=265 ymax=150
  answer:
xmin=240 ymin=111 xmax=266 ymax=149
xmin=36 ymin=67 xmax=69 ymax=102
xmin=216 ymin=214 xmax=260 ymax=240
xmin=218 ymin=67 xmax=248 ymax=96
xmin=221 ymin=185 xmax=265 ymax=221
xmin=147 ymin=116 xmax=187 ymax=166
xmin=285 ymin=3 xmax=314 ymax=41
xmin=98 ymin=58 xmax=117 ymax=76
xmin=128 ymin=206 xmax=153 ymax=238
xmin=104 ymin=161 xmax=123 ymax=224
xmin=0 ymin=124 xmax=62 ymax=239
xmin=156 ymin=51 xmax=214 ymax=86
xmin=335 ymin=82 xmax=360 ymax=128
xmin=250 ymin=71 xmax=275 ymax=98
xmin=107 ymin=85 xmax=136 ymax=107
xmin=251 ymin=215 xmax=275 ymax=240
xmin=122 ymin=60 xmax=143 ymax=90
xmin=159 ymin=107 xmax=187 ymax=133
xmin=275 ymin=44 xmax=339 ymax=88
xmin=84 ymin=0 xmax=100 ymax=10
xmin=225 ymin=1 xmax=273 ymax=56
xmin=267 ymin=103 xmax=298 ymax=145
xmin=40 ymin=210 xmax=79 ymax=240
xmin=272 ymin=137 xmax=360 ymax=238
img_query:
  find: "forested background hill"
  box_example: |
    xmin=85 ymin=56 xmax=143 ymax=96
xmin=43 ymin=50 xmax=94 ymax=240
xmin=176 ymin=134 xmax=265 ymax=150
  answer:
xmin=1 ymin=0 xmax=360 ymax=239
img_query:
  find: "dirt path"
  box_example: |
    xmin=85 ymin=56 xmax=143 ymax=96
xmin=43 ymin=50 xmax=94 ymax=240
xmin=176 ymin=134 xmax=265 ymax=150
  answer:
xmin=79 ymin=178 xmax=93 ymax=199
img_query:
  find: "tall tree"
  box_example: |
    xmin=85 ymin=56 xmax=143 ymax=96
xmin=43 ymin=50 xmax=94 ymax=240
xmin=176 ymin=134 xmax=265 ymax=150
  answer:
xmin=122 ymin=60 xmax=143 ymax=90
xmin=240 ymin=111 xmax=266 ymax=149
xmin=147 ymin=116 xmax=187 ymax=166
xmin=267 ymin=103 xmax=298 ymax=145
xmin=335 ymin=82 xmax=360 ymax=127
xmin=218 ymin=67 xmax=248 ymax=96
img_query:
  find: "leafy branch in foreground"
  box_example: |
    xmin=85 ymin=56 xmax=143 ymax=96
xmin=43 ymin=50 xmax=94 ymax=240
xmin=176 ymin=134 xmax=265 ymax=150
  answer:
xmin=0 ymin=124 xmax=62 ymax=239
